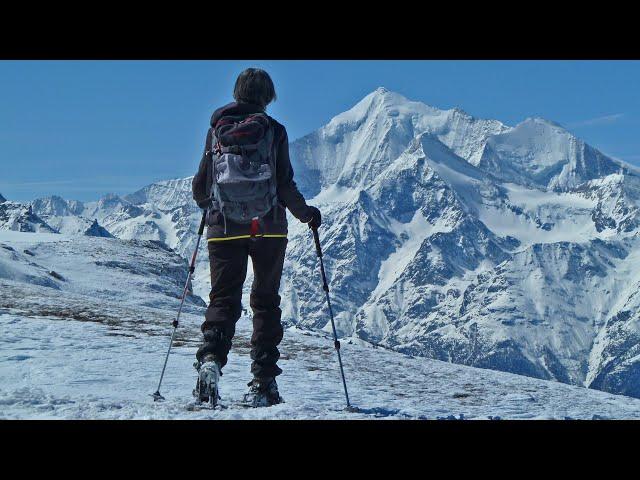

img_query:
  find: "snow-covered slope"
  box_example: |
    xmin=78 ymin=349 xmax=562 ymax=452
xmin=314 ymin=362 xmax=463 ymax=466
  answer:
xmin=0 ymin=231 xmax=205 ymax=311
xmin=29 ymin=181 xmax=209 ymax=296
xmin=20 ymin=88 xmax=640 ymax=400
xmin=3 ymin=230 xmax=640 ymax=419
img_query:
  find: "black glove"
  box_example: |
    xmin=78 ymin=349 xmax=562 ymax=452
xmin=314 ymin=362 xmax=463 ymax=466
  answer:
xmin=305 ymin=206 xmax=322 ymax=229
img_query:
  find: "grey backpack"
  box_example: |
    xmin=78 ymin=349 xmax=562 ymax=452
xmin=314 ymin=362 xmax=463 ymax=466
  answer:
xmin=208 ymin=113 xmax=277 ymax=231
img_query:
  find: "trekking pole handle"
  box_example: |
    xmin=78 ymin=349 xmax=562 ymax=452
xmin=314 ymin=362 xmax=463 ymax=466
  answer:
xmin=197 ymin=209 xmax=208 ymax=236
xmin=311 ymin=226 xmax=322 ymax=258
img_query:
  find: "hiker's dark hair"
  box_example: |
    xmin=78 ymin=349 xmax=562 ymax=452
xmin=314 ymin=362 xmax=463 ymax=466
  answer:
xmin=233 ymin=68 xmax=277 ymax=109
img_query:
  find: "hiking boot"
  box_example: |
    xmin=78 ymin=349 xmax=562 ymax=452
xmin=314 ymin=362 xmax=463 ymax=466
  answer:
xmin=193 ymin=355 xmax=221 ymax=408
xmin=243 ymin=377 xmax=284 ymax=408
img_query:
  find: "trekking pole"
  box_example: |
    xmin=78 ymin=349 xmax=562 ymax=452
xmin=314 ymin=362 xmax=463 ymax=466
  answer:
xmin=310 ymin=225 xmax=355 ymax=411
xmin=151 ymin=209 xmax=208 ymax=402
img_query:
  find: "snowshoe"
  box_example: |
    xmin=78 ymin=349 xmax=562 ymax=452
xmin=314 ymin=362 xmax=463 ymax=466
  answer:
xmin=193 ymin=356 xmax=221 ymax=408
xmin=242 ymin=377 xmax=284 ymax=408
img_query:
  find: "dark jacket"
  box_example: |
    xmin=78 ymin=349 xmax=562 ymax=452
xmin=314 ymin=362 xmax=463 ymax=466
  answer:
xmin=192 ymin=102 xmax=311 ymax=240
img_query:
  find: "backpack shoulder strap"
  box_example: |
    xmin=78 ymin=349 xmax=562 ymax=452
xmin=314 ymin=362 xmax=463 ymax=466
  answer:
xmin=206 ymin=127 xmax=221 ymax=156
xmin=265 ymin=118 xmax=279 ymax=222
xmin=205 ymin=127 xmax=213 ymax=154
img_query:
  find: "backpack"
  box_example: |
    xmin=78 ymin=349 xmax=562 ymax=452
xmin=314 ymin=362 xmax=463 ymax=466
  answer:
xmin=207 ymin=112 xmax=278 ymax=231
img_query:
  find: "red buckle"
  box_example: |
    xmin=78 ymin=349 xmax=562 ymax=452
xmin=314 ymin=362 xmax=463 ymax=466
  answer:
xmin=250 ymin=218 xmax=259 ymax=237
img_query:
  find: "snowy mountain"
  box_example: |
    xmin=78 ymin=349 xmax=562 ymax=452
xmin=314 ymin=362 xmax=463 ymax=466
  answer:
xmin=476 ymin=117 xmax=627 ymax=191
xmin=31 ymin=195 xmax=84 ymax=217
xmin=16 ymin=87 xmax=640 ymax=400
xmin=281 ymin=90 xmax=640 ymax=399
xmin=290 ymin=87 xmax=509 ymax=196
xmin=30 ymin=184 xmax=201 ymax=256
xmin=3 ymin=229 xmax=640 ymax=419
xmin=0 ymin=195 xmax=114 ymax=238
xmin=0 ymin=200 xmax=57 ymax=233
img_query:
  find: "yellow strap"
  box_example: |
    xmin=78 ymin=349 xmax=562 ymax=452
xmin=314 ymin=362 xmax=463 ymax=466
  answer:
xmin=208 ymin=234 xmax=287 ymax=242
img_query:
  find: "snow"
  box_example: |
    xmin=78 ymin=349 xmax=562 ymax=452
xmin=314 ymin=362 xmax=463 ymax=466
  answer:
xmin=374 ymin=210 xmax=448 ymax=298
xmin=0 ymin=230 xmax=66 ymax=243
xmin=327 ymin=87 xmax=441 ymax=133
xmin=4 ymin=228 xmax=640 ymax=419
xmin=0 ymin=230 xmax=204 ymax=313
xmin=309 ymin=184 xmax=359 ymax=207
xmin=41 ymin=215 xmax=102 ymax=236
xmin=504 ymin=182 xmax=593 ymax=208
xmin=4 ymin=311 xmax=640 ymax=419
xmin=477 ymin=183 xmax=600 ymax=248
xmin=292 ymin=87 xmax=508 ymax=193
xmin=478 ymin=117 xmax=625 ymax=191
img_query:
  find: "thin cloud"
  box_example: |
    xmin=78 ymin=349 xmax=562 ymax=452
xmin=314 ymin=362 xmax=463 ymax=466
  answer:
xmin=568 ymin=113 xmax=624 ymax=128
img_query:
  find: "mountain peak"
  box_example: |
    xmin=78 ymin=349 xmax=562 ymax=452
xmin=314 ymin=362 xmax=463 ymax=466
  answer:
xmin=346 ymin=89 xmax=488 ymax=128
xmin=519 ymin=116 xmax=568 ymax=132
xmin=101 ymin=193 xmax=122 ymax=201
xmin=365 ymin=87 xmax=413 ymax=107
xmin=92 ymin=193 xmax=129 ymax=213
xmin=0 ymin=193 xmax=5 ymax=204
xmin=326 ymin=88 xmax=437 ymax=131
xmin=43 ymin=194 xmax=65 ymax=202
xmin=479 ymin=115 xmax=624 ymax=190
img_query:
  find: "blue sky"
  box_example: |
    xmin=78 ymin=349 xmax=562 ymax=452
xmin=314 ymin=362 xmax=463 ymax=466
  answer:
xmin=1 ymin=60 xmax=639 ymax=201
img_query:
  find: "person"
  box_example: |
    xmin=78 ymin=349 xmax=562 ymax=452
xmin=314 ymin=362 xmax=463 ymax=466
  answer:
xmin=191 ymin=68 xmax=321 ymax=407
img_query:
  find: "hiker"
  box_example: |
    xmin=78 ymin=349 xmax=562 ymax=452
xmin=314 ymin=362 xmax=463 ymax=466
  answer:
xmin=191 ymin=68 xmax=322 ymax=407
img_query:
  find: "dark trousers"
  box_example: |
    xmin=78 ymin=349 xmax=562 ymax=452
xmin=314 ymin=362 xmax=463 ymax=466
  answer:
xmin=196 ymin=237 xmax=287 ymax=379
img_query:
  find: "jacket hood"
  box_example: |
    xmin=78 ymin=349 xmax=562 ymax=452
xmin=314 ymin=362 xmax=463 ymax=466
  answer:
xmin=210 ymin=102 xmax=265 ymax=127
